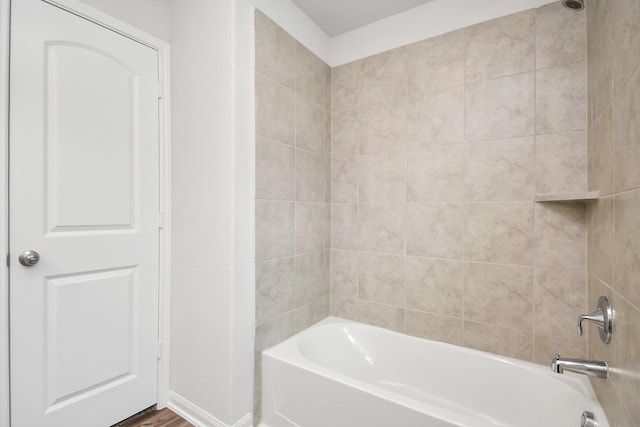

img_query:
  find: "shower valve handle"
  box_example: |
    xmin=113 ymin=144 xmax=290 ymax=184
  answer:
xmin=577 ymin=296 xmax=612 ymax=344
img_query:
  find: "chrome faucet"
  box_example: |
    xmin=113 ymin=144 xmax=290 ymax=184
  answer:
xmin=551 ymin=354 xmax=608 ymax=379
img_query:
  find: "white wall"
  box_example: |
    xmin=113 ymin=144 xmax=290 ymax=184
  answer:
xmin=232 ymin=0 xmax=256 ymax=421
xmin=77 ymin=0 xmax=171 ymax=42
xmin=170 ymin=0 xmax=252 ymax=424
xmin=75 ymin=0 xmax=255 ymax=423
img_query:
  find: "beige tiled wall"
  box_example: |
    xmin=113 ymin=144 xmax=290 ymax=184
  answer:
xmin=253 ymin=11 xmax=331 ymax=423
xmin=586 ymin=0 xmax=640 ymax=425
xmin=330 ymin=2 xmax=589 ymax=364
xmin=254 ymin=1 xmax=599 ymax=422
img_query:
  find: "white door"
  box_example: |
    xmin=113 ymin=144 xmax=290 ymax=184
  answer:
xmin=9 ymin=0 xmax=160 ymax=426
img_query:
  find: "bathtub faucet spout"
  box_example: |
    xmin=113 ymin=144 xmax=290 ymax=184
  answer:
xmin=551 ymin=354 xmax=608 ymax=379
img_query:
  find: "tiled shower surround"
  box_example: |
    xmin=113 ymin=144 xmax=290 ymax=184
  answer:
xmin=253 ymin=11 xmax=331 ymax=421
xmin=330 ymin=1 xmax=587 ymax=364
xmin=254 ymin=0 xmax=597 ymax=423
xmin=586 ymin=0 xmax=640 ymax=425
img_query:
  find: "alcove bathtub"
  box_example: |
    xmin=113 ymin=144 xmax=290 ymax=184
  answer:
xmin=260 ymin=317 xmax=608 ymax=427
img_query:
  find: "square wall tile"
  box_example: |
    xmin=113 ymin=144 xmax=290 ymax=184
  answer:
xmin=536 ymin=62 xmax=587 ymax=134
xmin=534 ymin=267 xmax=586 ymax=338
xmin=313 ymin=296 xmax=329 ymax=322
xmin=357 ymin=300 xmax=405 ymax=333
xmin=464 ymin=202 xmax=534 ymax=265
xmin=296 ymin=94 xmax=325 ymax=154
xmin=610 ymin=296 xmax=640 ymax=422
xmin=292 ymin=303 xmax=313 ymax=334
xmin=255 ymin=137 xmax=295 ymax=200
xmin=255 ymin=258 xmax=295 ymax=326
xmin=406 ymin=203 xmax=463 ymax=259
xmin=588 ymin=196 xmax=614 ymax=285
xmin=359 ymin=48 xmax=408 ymax=105
xmin=332 ymin=61 xmax=360 ymax=113
xmin=406 ymin=28 xmax=466 ymax=95
xmin=613 ymin=67 xmax=640 ymax=192
xmin=294 ymin=252 xmax=325 ymax=307
xmin=535 ymin=131 xmax=587 ymax=195
xmin=407 ymin=145 xmax=465 ymax=203
xmin=359 ymin=204 xmax=406 ymax=255
xmin=330 ymin=204 xmax=359 ymax=250
xmin=331 ymin=156 xmax=358 ymax=203
xmin=536 ymin=2 xmax=586 ymax=69
xmin=255 ymin=11 xmax=296 ymax=89
xmin=331 ymin=108 xmax=358 ymax=158
xmin=406 ymin=310 xmax=463 ymax=346
xmin=295 ymin=202 xmax=325 ymax=254
xmin=359 ymin=253 xmax=405 ymax=306
xmin=614 ymin=189 xmax=640 ymax=308
xmin=256 ymin=200 xmax=295 ymax=261
xmin=330 ymin=250 xmax=358 ymax=298
xmin=465 ymin=137 xmax=534 ymax=201
xmin=255 ymin=314 xmax=294 ymax=359
xmin=296 ymin=42 xmax=327 ymax=106
xmin=588 ymin=105 xmax=614 ymax=195
xmin=466 ymin=10 xmax=535 ymax=82
xmin=407 ymin=86 xmax=464 ymax=149
xmin=406 ymin=257 xmax=463 ymax=317
xmin=464 ymin=321 xmax=533 ymax=361
xmin=586 ymin=0 xmax=610 ymax=40
xmin=359 ymin=151 xmax=406 ymax=203
xmin=330 ymin=295 xmax=359 ymax=320
xmin=358 ymin=96 xmax=407 ymax=155
xmin=296 ymin=150 xmax=325 ymax=202
xmin=612 ymin=0 xmax=640 ymax=94
xmin=255 ymin=72 xmax=295 ymax=144
xmin=587 ymin=11 xmax=613 ymax=121
xmin=465 ymin=72 xmax=535 ymax=141
xmin=464 ymin=262 xmax=533 ymax=330
xmin=534 ymin=203 xmax=586 ymax=270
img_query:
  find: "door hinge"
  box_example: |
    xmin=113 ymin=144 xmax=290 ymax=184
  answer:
xmin=5 ymin=253 xmax=9 ymax=268
xmin=157 ymin=340 xmax=163 ymax=360
xmin=158 ymin=211 xmax=165 ymax=229
xmin=157 ymin=82 xmax=164 ymax=99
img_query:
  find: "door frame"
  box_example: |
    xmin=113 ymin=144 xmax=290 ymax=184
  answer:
xmin=0 ymin=1 xmax=172 ymax=426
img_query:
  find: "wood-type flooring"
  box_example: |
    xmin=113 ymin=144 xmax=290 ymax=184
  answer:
xmin=119 ymin=408 xmax=193 ymax=427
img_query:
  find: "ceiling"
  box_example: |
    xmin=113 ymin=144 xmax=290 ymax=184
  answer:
xmin=290 ymin=0 xmax=437 ymax=36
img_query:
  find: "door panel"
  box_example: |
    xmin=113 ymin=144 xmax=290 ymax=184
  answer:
xmin=45 ymin=43 xmax=137 ymax=231
xmin=9 ymin=1 xmax=160 ymax=426
xmin=46 ymin=267 xmax=137 ymax=406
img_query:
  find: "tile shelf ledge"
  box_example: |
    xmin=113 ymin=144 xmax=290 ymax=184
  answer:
xmin=534 ymin=191 xmax=600 ymax=202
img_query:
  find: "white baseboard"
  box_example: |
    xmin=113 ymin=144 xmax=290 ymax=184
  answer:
xmin=167 ymin=391 xmax=253 ymax=427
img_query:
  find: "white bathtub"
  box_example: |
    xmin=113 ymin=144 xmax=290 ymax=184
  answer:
xmin=260 ymin=317 xmax=609 ymax=427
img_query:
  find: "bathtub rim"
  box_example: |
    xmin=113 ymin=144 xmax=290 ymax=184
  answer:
xmin=264 ymin=316 xmax=597 ymax=392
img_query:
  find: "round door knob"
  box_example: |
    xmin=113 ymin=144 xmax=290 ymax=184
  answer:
xmin=18 ymin=250 xmax=40 ymax=267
